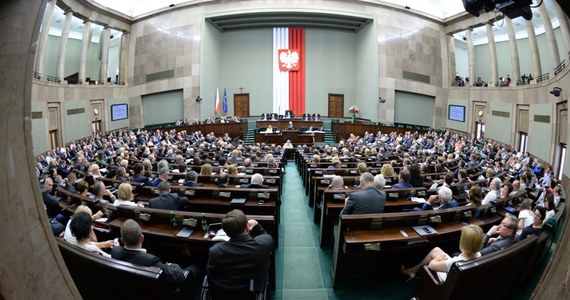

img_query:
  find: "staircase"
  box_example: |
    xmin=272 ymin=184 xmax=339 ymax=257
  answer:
xmin=244 ymin=128 xmax=256 ymax=144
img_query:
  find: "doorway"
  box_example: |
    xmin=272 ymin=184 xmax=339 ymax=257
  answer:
xmin=328 ymin=93 xmax=344 ymax=118
xmin=234 ymin=93 xmax=250 ymax=117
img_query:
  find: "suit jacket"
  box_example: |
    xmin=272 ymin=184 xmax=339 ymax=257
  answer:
xmin=148 ymin=177 xmax=166 ymax=187
xmin=42 ymin=187 xmax=61 ymax=218
xmin=183 ymin=181 xmax=203 ymax=187
xmin=149 ymin=193 xmax=189 ymax=210
xmin=240 ymin=183 xmax=268 ymax=189
xmin=207 ymin=224 xmax=274 ymax=293
xmin=480 ymin=234 xmax=517 ymax=256
xmin=111 ymin=246 xmax=163 ymax=267
xmin=132 ymin=174 xmax=150 ymax=184
xmin=340 ymin=186 xmax=386 ymax=215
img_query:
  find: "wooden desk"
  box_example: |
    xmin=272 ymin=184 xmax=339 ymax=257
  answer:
xmin=256 ymin=120 xmax=323 ymax=129
xmin=254 ymin=131 xmax=324 ymax=144
xmin=330 ymin=206 xmax=504 ymax=288
xmin=105 ymin=212 xmax=277 ymax=290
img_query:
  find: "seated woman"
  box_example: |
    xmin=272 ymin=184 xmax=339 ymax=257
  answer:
xmin=116 ymin=166 xmax=130 ymax=182
xmin=264 ymin=125 xmax=273 ymax=133
xmin=328 ymin=175 xmax=346 ymax=190
xmin=64 ymin=204 xmax=104 ymax=245
xmin=519 ymin=205 xmax=546 ymax=240
xmin=227 ymin=164 xmax=238 ymax=176
xmin=68 ymin=211 xmax=113 ymax=257
xmin=401 ymin=224 xmax=483 ymax=281
xmin=77 ymin=180 xmax=94 ymax=198
xmin=200 ymin=163 xmax=213 ymax=176
xmin=113 ymin=183 xmax=138 ymax=207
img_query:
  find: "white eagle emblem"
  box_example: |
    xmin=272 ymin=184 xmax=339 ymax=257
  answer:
xmin=279 ymin=50 xmax=299 ymax=70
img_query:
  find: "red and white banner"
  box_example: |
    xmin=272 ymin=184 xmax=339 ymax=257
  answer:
xmin=273 ymin=28 xmax=305 ymax=115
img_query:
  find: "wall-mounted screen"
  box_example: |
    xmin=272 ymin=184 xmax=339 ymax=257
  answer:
xmin=448 ymin=105 xmax=465 ymax=122
xmin=111 ymin=104 xmax=128 ymax=121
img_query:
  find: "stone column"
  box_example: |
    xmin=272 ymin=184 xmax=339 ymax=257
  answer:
xmin=119 ymin=32 xmax=129 ymax=85
xmin=99 ymin=27 xmax=111 ymax=84
xmin=447 ymin=34 xmax=456 ymax=86
xmin=34 ymin=0 xmax=56 ymax=78
xmin=466 ymin=28 xmax=475 ymax=85
xmin=0 ymin=1 xmax=81 ymax=298
xmin=486 ymin=22 xmax=498 ymax=86
xmin=56 ymin=9 xmax=73 ymax=82
xmin=539 ymin=3 xmax=561 ymax=68
xmin=78 ymin=19 xmax=91 ymax=84
xmin=553 ymin=0 xmax=570 ymax=56
xmin=526 ymin=20 xmax=542 ymax=79
xmin=505 ymin=18 xmax=520 ymax=84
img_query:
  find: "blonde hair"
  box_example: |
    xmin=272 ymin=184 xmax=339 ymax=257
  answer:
xmin=381 ymin=163 xmax=395 ymax=178
xmin=227 ymin=164 xmax=238 ymax=176
xmin=75 ymin=204 xmax=93 ymax=216
xmin=459 ymin=225 xmax=484 ymax=256
xmin=200 ymin=163 xmax=213 ymax=176
xmin=117 ymin=183 xmax=134 ymax=201
xmin=357 ymin=162 xmax=368 ymax=175
xmin=312 ymin=155 xmax=321 ymax=163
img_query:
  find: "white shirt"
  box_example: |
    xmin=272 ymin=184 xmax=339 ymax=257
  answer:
xmin=482 ymin=190 xmax=498 ymax=205
xmin=518 ymin=210 xmax=534 ymax=230
xmin=437 ymin=252 xmax=481 ymax=282
xmin=113 ymin=199 xmax=138 ymax=207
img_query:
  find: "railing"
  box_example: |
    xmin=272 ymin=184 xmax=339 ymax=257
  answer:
xmin=554 ymin=60 xmax=566 ymax=76
xmin=46 ymin=75 xmax=61 ymax=83
xmin=536 ymin=73 xmax=549 ymax=83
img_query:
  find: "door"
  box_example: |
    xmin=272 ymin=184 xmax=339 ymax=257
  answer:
xmin=47 ymin=103 xmax=61 ymax=149
xmin=234 ymin=93 xmax=250 ymax=117
xmin=328 ymin=94 xmax=344 ymax=118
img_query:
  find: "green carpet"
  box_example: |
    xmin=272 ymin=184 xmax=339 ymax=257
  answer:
xmin=272 ymin=164 xmax=419 ymax=300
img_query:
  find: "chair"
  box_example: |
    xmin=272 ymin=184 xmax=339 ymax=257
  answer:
xmin=200 ymin=275 xmax=268 ymax=300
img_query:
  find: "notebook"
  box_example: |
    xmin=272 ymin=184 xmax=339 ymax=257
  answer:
xmin=230 ymin=198 xmax=246 ymax=204
xmin=412 ymin=225 xmax=438 ymax=236
xmin=176 ymin=227 xmax=193 ymax=238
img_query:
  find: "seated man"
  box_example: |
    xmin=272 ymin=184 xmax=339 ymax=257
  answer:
xmin=264 ymin=125 xmax=274 ymax=134
xmin=392 ymin=169 xmax=413 ymax=189
xmin=41 ymin=177 xmax=63 ymax=220
xmin=132 ymin=162 xmax=150 ymax=184
xmin=286 ymin=121 xmax=295 ymax=130
xmin=184 ymin=170 xmax=203 ymax=187
xmin=415 ymin=186 xmax=458 ymax=211
xmin=480 ymin=215 xmax=518 ymax=255
xmin=218 ymin=172 xmax=230 ymax=188
xmin=112 ymin=219 xmax=199 ymax=285
xmin=340 ymin=172 xmax=386 ymax=215
xmin=148 ymin=167 xmax=169 ymax=187
xmin=149 ymin=182 xmax=189 ymax=210
xmin=241 ymin=173 xmax=268 ymax=189
xmin=206 ymin=209 xmax=273 ymax=295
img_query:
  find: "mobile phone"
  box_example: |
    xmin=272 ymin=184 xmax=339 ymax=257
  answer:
xmin=113 ymin=238 xmax=119 ymax=247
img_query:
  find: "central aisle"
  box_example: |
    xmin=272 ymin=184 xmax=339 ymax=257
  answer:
xmin=273 ymin=163 xmax=419 ymax=300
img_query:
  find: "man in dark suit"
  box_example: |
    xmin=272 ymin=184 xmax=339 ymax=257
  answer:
xmin=340 ymin=172 xmax=386 ymax=215
xmin=241 ymin=173 xmax=268 ymax=189
xmin=149 ymin=182 xmax=189 ymax=210
xmin=112 ymin=219 xmax=199 ymax=281
xmin=206 ymin=209 xmax=273 ymax=295
xmin=480 ymin=216 xmax=518 ymax=256
xmin=148 ymin=167 xmax=169 ymax=187
xmin=217 ymin=172 xmax=230 ymax=188
xmin=132 ymin=162 xmax=150 ymax=184
xmin=184 ymin=171 xmax=203 ymax=187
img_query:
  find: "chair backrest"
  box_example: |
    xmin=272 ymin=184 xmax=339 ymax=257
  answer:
xmin=443 ymin=235 xmax=538 ymax=300
xmin=56 ymin=238 xmax=169 ymax=300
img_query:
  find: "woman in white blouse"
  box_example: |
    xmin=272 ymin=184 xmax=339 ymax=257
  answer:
xmin=401 ymin=224 xmax=484 ymax=281
xmin=517 ymin=198 xmax=534 ymax=234
xmin=113 ymin=183 xmax=138 ymax=207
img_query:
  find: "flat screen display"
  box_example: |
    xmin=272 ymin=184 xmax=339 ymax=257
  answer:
xmin=448 ymin=105 xmax=465 ymax=122
xmin=111 ymin=104 xmax=128 ymax=121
